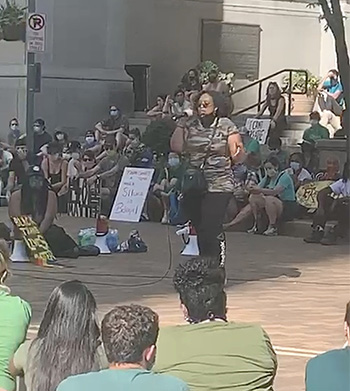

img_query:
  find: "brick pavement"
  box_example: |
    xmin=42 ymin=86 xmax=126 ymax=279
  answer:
xmin=1 ymin=210 xmax=349 ymax=391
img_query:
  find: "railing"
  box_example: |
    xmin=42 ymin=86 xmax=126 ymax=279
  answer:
xmin=231 ymin=69 xmax=308 ymax=117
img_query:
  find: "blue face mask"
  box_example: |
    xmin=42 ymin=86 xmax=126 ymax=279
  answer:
xmin=290 ymin=161 xmax=301 ymax=172
xmin=168 ymin=158 xmax=180 ymax=167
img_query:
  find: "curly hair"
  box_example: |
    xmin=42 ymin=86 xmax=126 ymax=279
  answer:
xmin=173 ymin=258 xmax=226 ymax=323
xmin=345 ymin=301 xmax=350 ymax=327
xmin=102 ymin=304 xmax=159 ymax=364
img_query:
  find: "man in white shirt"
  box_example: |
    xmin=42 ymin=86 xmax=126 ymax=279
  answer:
xmin=304 ymin=161 xmax=349 ymax=245
xmin=163 ymin=90 xmax=192 ymax=120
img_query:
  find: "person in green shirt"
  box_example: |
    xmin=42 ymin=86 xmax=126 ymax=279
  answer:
xmin=57 ymin=304 xmax=189 ymax=391
xmin=154 ymin=258 xmax=277 ymax=391
xmin=301 ymin=111 xmax=330 ymax=173
xmin=0 ymin=240 xmax=31 ymax=391
xmin=305 ymin=301 xmax=350 ymax=391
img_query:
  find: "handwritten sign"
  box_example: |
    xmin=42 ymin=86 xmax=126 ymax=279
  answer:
xmin=296 ymin=181 xmax=333 ymax=209
xmin=11 ymin=216 xmax=56 ymax=266
xmin=110 ymin=167 xmax=154 ymax=222
xmin=245 ymin=118 xmax=271 ymax=144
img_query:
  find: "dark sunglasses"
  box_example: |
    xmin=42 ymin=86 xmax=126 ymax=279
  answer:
xmin=83 ymin=158 xmax=94 ymax=162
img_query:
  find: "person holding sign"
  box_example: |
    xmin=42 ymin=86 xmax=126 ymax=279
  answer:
xmin=171 ymin=91 xmax=244 ymax=267
xmin=256 ymin=82 xmax=287 ymax=138
xmin=8 ymin=166 xmax=79 ymax=258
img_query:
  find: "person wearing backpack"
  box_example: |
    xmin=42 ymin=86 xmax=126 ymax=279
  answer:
xmin=248 ymin=156 xmax=296 ymax=236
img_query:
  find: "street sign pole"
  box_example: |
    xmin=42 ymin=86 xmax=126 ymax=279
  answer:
xmin=26 ymin=0 xmax=36 ymax=156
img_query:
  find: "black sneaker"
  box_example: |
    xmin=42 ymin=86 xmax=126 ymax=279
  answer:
xmin=304 ymin=228 xmax=324 ymax=244
xmin=320 ymin=229 xmax=338 ymax=246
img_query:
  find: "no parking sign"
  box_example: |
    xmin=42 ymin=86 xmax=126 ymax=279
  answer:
xmin=26 ymin=13 xmax=46 ymax=53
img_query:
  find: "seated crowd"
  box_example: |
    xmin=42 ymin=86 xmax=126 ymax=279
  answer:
xmin=0 ymin=67 xmax=348 ymax=245
xmin=0 ymin=244 xmax=349 ymax=391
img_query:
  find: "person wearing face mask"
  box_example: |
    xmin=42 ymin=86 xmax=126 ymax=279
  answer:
xmin=33 ymin=119 xmax=52 ymax=156
xmin=8 ymin=166 xmax=79 ymax=258
xmin=301 ymin=112 xmax=329 ymax=173
xmin=287 ymin=152 xmax=312 ymax=191
xmin=124 ymin=128 xmax=153 ymax=168
xmin=83 ymin=130 xmax=100 ymax=153
xmin=95 ymin=105 xmax=129 ymax=145
xmin=248 ymin=156 xmax=296 ymax=236
xmin=171 ymin=90 xmax=244 ymax=266
xmin=153 ymin=152 xmax=184 ymax=224
xmin=81 ymin=136 xmax=129 ymax=215
xmin=7 ymin=118 xmax=21 ymax=148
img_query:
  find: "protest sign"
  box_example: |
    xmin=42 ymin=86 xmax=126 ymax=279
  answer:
xmin=11 ymin=216 xmax=56 ymax=266
xmin=110 ymin=167 xmax=154 ymax=222
xmin=245 ymin=118 xmax=271 ymax=144
xmin=296 ymin=181 xmax=333 ymax=209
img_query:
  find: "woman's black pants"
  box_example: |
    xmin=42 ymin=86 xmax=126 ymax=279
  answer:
xmin=182 ymin=192 xmax=231 ymax=267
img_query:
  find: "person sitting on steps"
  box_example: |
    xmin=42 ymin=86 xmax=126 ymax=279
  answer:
xmin=304 ymin=161 xmax=350 ymax=246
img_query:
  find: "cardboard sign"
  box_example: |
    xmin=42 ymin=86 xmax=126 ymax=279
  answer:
xmin=11 ymin=216 xmax=56 ymax=266
xmin=296 ymin=181 xmax=333 ymax=209
xmin=245 ymin=118 xmax=271 ymax=144
xmin=110 ymin=167 xmax=154 ymax=222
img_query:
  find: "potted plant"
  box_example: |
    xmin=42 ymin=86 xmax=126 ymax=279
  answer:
xmin=283 ymin=70 xmax=320 ymax=114
xmin=0 ymin=0 xmax=27 ymax=42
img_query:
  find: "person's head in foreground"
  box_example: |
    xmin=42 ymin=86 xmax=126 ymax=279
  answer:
xmin=102 ymin=304 xmax=159 ymax=370
xmin=28 ymin=280 xmax=100 ymax=391
xmin=56 ymin=305 xmax=189 ymax=391
xmin=305 ymin=301 xmax=350 ymax=391
xmin=154 ymin=257 xmax=277 ymax=391
xmin=174 ymin=257 xmax=226 ymax=323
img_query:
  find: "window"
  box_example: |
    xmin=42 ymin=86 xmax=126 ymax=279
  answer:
xmin=201 ymin=21 xmax=261 ymax=80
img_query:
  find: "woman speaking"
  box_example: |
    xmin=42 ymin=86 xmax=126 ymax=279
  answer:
xmin=171 ymin=91 xmax=244 ymax=267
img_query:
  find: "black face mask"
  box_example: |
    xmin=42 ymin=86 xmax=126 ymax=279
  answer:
xmin=200 ymin=114 xmax=215 ymax=128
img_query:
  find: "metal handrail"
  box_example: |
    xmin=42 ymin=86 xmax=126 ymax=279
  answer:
xmin=232 ymin=69 xmax=308 ymax=117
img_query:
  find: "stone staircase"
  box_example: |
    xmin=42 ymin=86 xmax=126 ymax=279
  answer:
xmin=129 ymin=111 xmax=151 ymax=134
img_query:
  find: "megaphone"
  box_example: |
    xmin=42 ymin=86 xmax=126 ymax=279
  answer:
xmin=176 ymin=222 xmax=199 ymax=257
xmin=11 ymin=240 xmax=30 ymax=263
xmin=95 ymin=215 xmax=111 ymax=254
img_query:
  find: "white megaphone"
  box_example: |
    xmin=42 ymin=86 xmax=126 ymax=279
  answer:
xmin=176 ymin=222 xmax=199 ymax=256
xmin=95 ymin=215 xmax=111 ymax=254
xmin=11 ymin=240 xmax=30 ymax=263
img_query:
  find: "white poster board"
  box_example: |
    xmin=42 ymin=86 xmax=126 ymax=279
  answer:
xmin=245 ymin=118 xmax=271 ymax=144
xmin=109 ymin=167 xmax=154 ymax=222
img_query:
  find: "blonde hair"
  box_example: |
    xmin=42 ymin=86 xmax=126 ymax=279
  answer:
xmin=0 ymin=239 xmax=10 ymax=277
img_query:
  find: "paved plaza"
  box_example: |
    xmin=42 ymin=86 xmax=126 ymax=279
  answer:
xmin=1 ymin=209 xmax=349 ymax=391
